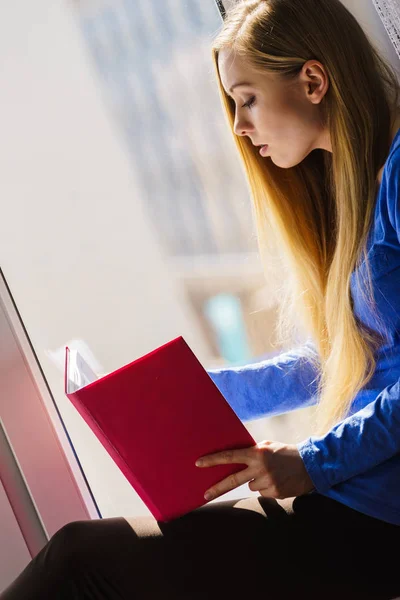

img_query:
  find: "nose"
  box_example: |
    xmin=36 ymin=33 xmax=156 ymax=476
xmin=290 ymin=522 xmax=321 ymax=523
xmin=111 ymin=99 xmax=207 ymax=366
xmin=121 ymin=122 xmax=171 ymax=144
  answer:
xmin=233 ymin=110 xmax=254 ymax=137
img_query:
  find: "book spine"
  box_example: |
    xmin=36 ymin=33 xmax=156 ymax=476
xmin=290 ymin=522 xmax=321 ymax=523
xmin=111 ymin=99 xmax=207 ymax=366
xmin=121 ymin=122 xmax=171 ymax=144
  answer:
xmin=67 ymin=391 xmax=164 ymax=521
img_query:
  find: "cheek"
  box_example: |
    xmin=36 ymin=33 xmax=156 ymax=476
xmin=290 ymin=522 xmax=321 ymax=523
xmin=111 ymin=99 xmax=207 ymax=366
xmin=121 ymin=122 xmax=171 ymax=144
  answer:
xmin=254 ymin=108 xmax=275 ymax=135
xmin=256 ymin=101 xmax=294 ymax=136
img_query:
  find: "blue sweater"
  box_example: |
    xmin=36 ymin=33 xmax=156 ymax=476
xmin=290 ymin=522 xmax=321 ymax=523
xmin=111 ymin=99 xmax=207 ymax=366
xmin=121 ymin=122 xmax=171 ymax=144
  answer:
xmin=207 ymin=128 xmax=400 ymax=526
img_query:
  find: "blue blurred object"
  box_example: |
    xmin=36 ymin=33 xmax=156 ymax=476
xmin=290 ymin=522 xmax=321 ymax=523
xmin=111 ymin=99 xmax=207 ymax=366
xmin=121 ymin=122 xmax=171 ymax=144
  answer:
xmin=204 ymin=294 xmax=252 ymax=365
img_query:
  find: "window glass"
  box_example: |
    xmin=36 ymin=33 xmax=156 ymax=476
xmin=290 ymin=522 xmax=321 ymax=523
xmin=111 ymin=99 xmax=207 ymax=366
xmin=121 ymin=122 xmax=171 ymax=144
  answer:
xmin=0 ymin=0 xmax=313 ymax=517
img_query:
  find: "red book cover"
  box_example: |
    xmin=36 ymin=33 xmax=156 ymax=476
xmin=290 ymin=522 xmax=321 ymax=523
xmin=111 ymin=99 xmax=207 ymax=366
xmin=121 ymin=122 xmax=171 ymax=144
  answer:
xmin=64 ymin=335 xmax=256 ymax=522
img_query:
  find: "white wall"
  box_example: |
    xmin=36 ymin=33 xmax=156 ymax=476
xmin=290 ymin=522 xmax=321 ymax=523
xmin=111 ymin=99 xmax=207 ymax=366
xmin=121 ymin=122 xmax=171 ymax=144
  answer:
xmin=0 ymin=0 xmax=212 ymax=519
xmin=346 ymin=0 xmax=400 ymax=80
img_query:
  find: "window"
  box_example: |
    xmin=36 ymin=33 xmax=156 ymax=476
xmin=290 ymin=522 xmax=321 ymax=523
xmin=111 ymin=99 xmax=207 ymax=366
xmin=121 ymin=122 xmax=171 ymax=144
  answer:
xmin=0 ymin=0 xmax=311 ymax=519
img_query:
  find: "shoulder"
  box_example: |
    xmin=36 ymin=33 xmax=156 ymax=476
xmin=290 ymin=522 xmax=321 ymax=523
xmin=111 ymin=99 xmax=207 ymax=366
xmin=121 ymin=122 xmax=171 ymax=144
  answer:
xmin=386 ymin=142 xmax=400 ymax=176
xmin=386 ymin=126 xmax=400 ymax=173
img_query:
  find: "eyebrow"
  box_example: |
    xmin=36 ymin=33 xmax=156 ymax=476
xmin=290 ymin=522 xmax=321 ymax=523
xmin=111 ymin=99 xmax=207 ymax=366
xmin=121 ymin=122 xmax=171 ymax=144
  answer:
xmin=228 ymin=81 xmax=254 ymax=94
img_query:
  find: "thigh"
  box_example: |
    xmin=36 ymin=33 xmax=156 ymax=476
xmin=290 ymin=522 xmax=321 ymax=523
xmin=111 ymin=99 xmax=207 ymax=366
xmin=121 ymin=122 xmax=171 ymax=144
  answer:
xmin=2 ymin=494 xmax=399 ymax=600
xmin=82 ymin=496 xmax=301 ymax=600
xmin=120 ymin=494 xmax=400 ymax=600
xmin=1 ymin=496 xmax=299 ymax=600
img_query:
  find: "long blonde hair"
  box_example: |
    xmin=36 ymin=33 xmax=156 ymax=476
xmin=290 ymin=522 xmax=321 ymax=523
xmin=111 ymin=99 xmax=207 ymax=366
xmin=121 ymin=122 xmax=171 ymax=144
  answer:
xmin=211 ymin=0 xmax=400 ymax=435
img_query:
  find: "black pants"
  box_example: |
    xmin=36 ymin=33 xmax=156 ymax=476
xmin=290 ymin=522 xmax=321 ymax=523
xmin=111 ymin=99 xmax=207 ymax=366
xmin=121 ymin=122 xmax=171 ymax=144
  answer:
xmin=2 ymin=493 xmax=400 ymax=600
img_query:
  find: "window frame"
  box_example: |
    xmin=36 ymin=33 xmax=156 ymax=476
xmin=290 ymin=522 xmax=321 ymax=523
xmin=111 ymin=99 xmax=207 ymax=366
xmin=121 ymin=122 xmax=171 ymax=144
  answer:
xmin=0 ymin=269 xmax=101 ymax=544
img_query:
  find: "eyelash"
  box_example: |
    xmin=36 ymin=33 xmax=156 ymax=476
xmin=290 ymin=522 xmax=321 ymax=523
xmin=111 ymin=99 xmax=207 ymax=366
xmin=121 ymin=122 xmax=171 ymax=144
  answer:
xmin=242 ymin=96 xmax=256 ymax=109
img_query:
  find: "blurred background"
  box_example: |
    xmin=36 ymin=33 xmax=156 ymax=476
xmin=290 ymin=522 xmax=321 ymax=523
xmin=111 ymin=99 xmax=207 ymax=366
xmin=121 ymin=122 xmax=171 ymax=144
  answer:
xmin=0 ymin=0 xmax=399 ymax=540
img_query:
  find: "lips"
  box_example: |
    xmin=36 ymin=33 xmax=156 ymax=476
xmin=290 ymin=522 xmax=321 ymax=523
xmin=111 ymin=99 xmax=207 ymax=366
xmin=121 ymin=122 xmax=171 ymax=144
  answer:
xmin=251 ymin=141 xmax=269 ymax=155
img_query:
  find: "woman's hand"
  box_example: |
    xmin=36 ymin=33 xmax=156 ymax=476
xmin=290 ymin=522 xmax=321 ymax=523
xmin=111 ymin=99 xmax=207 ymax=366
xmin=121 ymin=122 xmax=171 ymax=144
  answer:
xmin=195 ymin=440 xmax=315 ymax=501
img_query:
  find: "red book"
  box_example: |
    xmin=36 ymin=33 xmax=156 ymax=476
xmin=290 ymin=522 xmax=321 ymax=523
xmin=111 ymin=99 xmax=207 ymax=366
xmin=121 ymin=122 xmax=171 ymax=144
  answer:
xmin=64 ymin=335 xmax=256 ymax=522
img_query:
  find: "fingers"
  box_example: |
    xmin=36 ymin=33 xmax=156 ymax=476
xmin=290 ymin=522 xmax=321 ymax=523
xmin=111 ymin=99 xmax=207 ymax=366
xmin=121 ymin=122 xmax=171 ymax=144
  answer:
xmin=195 ymin=446 xmax=250 ymax=467
xmin=248 ymin=474 xmax=286 ymax=499
xmin=248 ymin=476 xmax=273 ymax=494
xmin=203 ymin=466 xmax=251 ymax=501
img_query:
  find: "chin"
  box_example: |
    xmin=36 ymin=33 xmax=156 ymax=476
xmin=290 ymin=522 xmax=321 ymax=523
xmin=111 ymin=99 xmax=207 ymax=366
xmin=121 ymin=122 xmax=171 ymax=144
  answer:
xmin=270 ymin=157 xmax=296 ymax=169
xmin=272 ymin=152 xmax=308 ymax=169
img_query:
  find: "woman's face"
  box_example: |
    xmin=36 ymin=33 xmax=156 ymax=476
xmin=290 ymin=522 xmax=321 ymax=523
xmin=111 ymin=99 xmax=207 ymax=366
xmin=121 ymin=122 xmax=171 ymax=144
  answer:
xmin=218 ymin=48 xmax=332 ymax=168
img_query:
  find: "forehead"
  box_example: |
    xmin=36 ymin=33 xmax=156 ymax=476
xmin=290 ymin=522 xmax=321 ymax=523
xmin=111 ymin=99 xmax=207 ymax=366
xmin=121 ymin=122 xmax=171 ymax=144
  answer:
xmin=218 ymin=49 xmax=251 ymax=89
xmin=218 ymin=48 xmax=270 ymax=93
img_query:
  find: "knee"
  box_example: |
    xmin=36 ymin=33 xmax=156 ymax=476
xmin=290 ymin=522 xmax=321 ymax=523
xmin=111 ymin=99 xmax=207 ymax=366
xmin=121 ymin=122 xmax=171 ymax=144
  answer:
xmin=46 ymin=520 xmax=91 ymax=573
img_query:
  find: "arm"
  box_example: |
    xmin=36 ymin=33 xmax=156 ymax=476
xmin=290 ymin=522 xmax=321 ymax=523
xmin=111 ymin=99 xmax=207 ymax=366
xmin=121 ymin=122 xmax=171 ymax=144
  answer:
xmin=297 ymin=378 xmax=400 ymax=492
xmin=206 ymin=339 xmax=320 ymax=422
xmin=298 ymin=146 xmax=400 ymax=492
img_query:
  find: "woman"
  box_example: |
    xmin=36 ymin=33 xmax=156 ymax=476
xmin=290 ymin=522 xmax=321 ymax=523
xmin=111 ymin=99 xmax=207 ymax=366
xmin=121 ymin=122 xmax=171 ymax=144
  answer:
xmin=3 ymin=1 xmax=400 ymax=598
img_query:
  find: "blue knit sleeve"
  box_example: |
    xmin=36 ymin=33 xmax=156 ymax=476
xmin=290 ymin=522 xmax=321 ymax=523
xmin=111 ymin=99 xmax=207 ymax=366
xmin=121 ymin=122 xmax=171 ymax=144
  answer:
xmin=206 ymin=340 xmax=320 ymax=422
xmin=297 ymin=379 xmax=400 ymax=492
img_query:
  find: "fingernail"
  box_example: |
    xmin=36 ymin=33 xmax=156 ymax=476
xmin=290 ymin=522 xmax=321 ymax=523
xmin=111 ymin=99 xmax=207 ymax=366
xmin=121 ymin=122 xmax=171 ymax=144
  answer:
xmin=204 ymin=491 xmax=213 ymax=500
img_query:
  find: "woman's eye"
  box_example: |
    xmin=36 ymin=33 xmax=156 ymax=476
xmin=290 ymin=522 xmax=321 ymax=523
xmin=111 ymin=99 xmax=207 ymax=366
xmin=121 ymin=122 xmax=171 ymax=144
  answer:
xmin=242 ymin=96 xmax=256 ymax=109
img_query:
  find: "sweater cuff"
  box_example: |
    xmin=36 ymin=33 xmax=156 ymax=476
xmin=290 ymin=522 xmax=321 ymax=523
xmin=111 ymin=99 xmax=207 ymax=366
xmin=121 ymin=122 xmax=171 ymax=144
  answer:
xmin=297 ymin=438 xmax=332 ymax=494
